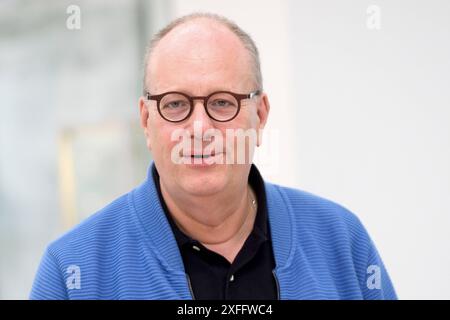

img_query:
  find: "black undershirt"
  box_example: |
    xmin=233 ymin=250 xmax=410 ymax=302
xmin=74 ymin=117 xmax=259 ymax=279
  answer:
xmin=152 ymin=164 xmax=277 ymax=300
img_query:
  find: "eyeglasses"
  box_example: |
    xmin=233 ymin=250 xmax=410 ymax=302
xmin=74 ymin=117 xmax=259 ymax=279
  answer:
xmin=145 ymin=90 xmax=261 ymax=122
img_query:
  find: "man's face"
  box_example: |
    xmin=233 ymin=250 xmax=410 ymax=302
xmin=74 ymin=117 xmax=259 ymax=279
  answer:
xmin=139 ymin=20 xmax=269 ymax=198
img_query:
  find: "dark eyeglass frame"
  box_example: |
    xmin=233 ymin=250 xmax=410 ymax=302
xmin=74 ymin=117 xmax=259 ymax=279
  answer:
xmin=145 ymin=90 xmax=261 ymax=122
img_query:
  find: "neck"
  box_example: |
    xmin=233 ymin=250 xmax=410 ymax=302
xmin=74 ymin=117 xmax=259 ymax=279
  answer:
xmin=159 ymin=179 xmax=257 ymax=263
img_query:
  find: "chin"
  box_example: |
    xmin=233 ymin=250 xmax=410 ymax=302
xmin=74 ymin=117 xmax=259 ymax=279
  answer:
xmin=177 ymin=164 xmax=228 ymax=196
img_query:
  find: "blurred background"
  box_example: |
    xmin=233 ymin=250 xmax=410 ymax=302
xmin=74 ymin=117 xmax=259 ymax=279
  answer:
xmin=1 ymin=0 xmax=449 ymax=299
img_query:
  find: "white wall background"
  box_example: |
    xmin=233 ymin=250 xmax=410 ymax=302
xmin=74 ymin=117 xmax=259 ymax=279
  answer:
xmin=170 ymin=0 xmax=450 ymax=299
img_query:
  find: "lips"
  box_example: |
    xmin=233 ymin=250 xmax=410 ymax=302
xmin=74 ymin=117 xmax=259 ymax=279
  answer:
xmin=179 ymin=151 xmax=225 ymax=166
xmin=192 ymin=154 xmax=211 ymax=159
xmin=182 ymin=151 xmax=221 ymax=158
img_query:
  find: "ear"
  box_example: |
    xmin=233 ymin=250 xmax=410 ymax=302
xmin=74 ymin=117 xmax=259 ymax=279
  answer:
xmin=256 ymin=92 xmax=270 ymax=147
xmin=139 ymin=96 xmax=152 ymax=150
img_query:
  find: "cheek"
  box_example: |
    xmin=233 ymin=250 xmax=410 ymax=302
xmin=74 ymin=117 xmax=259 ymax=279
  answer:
xmin=218 ymin=112 xmax=258 ymax=162
xmin=234 ymin=107 xmax=258 ymax=129
xmin=146 ymin=117 xmax=157 ymax=150
xmin=248 ymin=107 xmax=260 ymax=129
xmin=150 ymin=121 xmax=181 ymax=160
xmin=145 ymin=114 xmax=162 ymax=153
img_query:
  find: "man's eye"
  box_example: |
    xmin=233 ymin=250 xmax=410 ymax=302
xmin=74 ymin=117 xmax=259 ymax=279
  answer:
xmin=210 ymin=99 xmax=233 ymax=107
xmin=164 ymin=101 xmax=187 ymax=109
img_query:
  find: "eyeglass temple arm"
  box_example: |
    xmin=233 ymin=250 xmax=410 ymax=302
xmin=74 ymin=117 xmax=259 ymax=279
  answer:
xmin=249 ymin=90 xmax=261 ymax=99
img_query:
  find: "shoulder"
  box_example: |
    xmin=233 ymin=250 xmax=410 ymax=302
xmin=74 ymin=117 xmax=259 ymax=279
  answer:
xmin=266 ymin=182 xmax=365 ymax=233
xmin=47 ymin=192 xmax=134 ymax=260
xmin=30 ymin=192 xmax=137 ymax=299
xmin=264 ymin=182 xmax=374 ymax=258
xmin=266 ymin=183 xmax=397 ymax=299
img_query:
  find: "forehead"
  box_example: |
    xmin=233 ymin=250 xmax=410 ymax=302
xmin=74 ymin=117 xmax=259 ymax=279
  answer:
xmin=147 ymin=19 xmax=253 ymax=94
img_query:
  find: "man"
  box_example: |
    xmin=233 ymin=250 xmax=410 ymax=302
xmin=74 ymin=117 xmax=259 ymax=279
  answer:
xmin=30 ymin=13 xmax=396 ymax=300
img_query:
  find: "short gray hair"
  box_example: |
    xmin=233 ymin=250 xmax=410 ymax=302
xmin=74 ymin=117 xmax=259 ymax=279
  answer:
xmin=142 ymin=12 xmax=263 ymax=94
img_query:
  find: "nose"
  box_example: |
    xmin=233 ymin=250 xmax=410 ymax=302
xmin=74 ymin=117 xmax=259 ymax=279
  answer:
xmin=187 ymin=99 xmax=215 ymax=138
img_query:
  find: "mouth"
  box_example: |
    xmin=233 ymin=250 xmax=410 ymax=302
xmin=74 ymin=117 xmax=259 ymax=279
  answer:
xmin=180 ymin=151 xmax=224 ymax=166
xmin=190 ymin=153 xmax=214 ymax=159
xmin=182 ymin=150 xmax=221 ymax=158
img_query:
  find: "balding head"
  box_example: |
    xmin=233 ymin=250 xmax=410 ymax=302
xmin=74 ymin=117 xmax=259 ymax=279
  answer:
xmin=143 ymin=13 xmax=263 ymax=94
